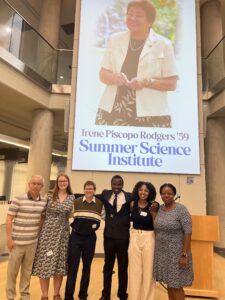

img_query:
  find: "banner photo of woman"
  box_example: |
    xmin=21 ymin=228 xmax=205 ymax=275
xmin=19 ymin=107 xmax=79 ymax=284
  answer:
xmin=72 ymin=0 xmax=199 ymax=174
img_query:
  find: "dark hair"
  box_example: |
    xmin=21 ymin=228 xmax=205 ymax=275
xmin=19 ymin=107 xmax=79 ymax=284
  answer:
xmin=159 ymin=183 xmax=176 ymax=195
xmin=132 ymin=181 xmax=156 ymax=203
xmin=83 ymin=180 xmax=96 ymax=190
xmin=127 ymin=0 xmax=156 ymax=24
xmin=52 ymin=173 xmax=73 ymax=202
xmin=111 ymin=175 xmax=124 ymax=185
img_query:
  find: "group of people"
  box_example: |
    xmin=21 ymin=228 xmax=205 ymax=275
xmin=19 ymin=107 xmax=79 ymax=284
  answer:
xmin=5 ymin=173 xmax=193 ymax=300
xmin=5 ymin=1 xmax=192 ymax=299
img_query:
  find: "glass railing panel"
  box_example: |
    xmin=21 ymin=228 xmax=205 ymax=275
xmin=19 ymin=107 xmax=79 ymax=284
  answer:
xmin=202 ymin=58 xmax=208 ymax=93
xmin=0 ymin=0 xmax=73 ymax=86
xmin=207 ymin=39 xmax=225 ymax=91
xmin=0 ymin=0 xmax=15 ymax=50
xmin=56 ymin=49 xmax=72 ymax=85
xmin=14 ymin=21 xmax=56 ymax=82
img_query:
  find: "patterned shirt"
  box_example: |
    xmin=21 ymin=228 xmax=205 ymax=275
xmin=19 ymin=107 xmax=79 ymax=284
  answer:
xmin=7 ymin=192 xmax=47 ymax=245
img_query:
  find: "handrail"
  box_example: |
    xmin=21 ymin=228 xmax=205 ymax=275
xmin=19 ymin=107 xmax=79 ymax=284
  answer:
xmin=56 ymin=49 xmax=73 ymax=52
xmin=2 ymin=0 xmax=73 ymax=51
xmin=202 ymin=37 xmax=225 ymax=99
xmin=202 ymin=36 xmax=225 ymax=59
xmin=3 ymin=0 xmax=55 ymax=50
xmin=0 ymin=0 xmax=73 ymax=88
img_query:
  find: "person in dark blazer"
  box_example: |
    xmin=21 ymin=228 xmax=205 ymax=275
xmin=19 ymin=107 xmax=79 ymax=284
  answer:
xmin=98 ymin=175 xmax=132 ymax=300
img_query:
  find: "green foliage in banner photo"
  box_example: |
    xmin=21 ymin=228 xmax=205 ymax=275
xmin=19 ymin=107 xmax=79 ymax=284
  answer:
xmin=152 ymin=0 xmax=177 ymax=43
xmin=95 ymin=0 xmax=178 ymax=48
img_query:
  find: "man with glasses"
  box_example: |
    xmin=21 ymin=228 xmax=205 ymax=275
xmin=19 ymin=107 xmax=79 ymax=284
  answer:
xmin=5 ymin=175 xmax=46 ymax=300
xmin=64 ymin=180 xmax=103 ymax=300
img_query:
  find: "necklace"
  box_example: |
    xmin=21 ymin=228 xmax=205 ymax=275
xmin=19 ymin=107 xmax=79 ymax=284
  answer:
xmin=138 ymin=207 xmax=146 ymax=214
xmin=138 ymin=201 xmax=148 ymax=214
xmin=129 ymin=38 xmax=146 ymax=51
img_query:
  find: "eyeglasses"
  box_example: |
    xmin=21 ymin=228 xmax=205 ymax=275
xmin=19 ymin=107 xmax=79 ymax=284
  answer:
xmin=84 ymin=188 xmax=95 ymax=191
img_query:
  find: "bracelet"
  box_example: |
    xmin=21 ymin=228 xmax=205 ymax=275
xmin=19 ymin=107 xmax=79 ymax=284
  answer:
xmin=143 ymin=78 xmax=153 ymax=88
xmin=149 ymin=78 xmax=154 ymax=87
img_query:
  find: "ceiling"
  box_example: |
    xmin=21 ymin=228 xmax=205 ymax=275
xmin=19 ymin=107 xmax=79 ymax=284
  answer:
xmin=0 ymin=80 xmax=68 ymax=152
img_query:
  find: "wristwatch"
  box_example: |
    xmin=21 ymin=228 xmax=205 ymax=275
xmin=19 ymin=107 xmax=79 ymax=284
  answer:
xmin=181 ymin=252 xmax=188 ymax=258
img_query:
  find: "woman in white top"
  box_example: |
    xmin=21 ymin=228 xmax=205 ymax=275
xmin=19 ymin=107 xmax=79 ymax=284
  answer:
xmin=95 ymin=0 xmax=178 ymax=127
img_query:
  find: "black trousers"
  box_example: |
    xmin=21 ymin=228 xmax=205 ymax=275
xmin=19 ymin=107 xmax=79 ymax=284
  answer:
xmin=101 ymin=237 xmax=129 ymax=300
xmin=64 ymin=231 xmax=96 ymax=300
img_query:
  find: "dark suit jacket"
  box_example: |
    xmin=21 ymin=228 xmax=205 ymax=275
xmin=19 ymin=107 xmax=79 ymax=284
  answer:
xmin=97 ymin=190 xmax=132 ymax=240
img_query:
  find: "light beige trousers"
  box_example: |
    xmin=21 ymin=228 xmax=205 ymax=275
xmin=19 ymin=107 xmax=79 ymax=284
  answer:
xmin=6 ymin=242 xmax=37 ymax=300
xmin=128 ymin=230 xmax=155 ymax=300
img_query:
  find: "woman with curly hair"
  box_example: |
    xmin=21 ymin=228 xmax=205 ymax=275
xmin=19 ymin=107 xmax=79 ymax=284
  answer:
xmin=32 ymin=174 xmax=74 ymax=300
xmin=128 ymin=181 xmax=157 ymax=300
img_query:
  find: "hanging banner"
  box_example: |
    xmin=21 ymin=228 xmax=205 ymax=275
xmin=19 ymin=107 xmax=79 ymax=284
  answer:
xmin=72 ymin=0 xmax=199 ymax=174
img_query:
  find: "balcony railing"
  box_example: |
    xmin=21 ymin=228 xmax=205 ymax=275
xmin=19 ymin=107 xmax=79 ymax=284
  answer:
xmin=202 ymin=37 xmax=225 ymax=99
xmin=0 ymin=0 xmax=72 ymax=90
